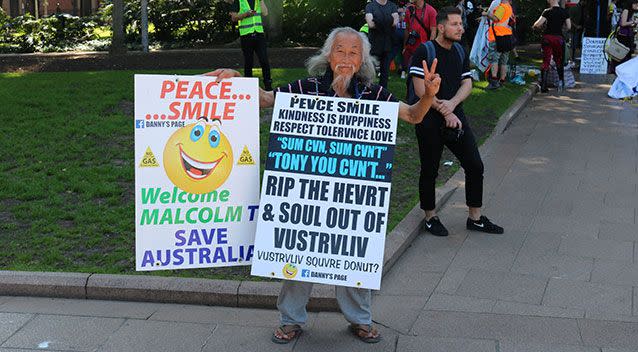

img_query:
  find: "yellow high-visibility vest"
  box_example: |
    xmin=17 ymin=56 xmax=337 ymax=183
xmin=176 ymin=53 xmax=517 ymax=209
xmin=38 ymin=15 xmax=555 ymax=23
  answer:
xmin=238 ymin=0 xmax=264 ymax=36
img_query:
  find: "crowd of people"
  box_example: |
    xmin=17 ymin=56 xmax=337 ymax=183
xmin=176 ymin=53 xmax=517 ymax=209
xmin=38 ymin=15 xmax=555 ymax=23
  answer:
xmin=362 ymin=0 xmax=636 ymax=88
xmin=211 ymin=0 xmax=636 ymax=346
xmin=227 ymin=0 xmax=636 ymax=94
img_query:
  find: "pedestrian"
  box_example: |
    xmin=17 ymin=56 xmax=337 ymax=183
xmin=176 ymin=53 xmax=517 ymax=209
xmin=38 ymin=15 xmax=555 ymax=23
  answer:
xmin=568 ymin=0 xmax=585 ymax=62
xmin=483 ymin=0 xmax=514 ymax=89
xmin=391 ymin=1 xmax=409 ymax=79
xmin=533 ymin=0 xmax=571 ymax=92
xmin=465 ymin=0 xmax=480 ymax=43
xmin=403 ymin=0 xmax=438 ymax=73
xmin=408 ymin=6 xmax=504 ymax=237
xmin=609 ymin=0 xmax=622 ymax=30
xmin=455 ymin=0 xmax=470 ymax=50
xmin=229 ymin=0 xmax=273 ymax=91
xmin=207 ymin=26 xmax=441 ymax=345
xmin=365 ymin=0 xmax=400 ymax=88
xmin=614 ymin=0 xmax=638 ymax=68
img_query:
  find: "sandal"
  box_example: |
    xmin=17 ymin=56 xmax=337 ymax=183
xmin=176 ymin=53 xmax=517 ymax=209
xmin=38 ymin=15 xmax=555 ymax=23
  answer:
xmin=349 ymin=324 xmax=382 ymax=343
xmin=271 ymin=324 xmax=302 ymax=344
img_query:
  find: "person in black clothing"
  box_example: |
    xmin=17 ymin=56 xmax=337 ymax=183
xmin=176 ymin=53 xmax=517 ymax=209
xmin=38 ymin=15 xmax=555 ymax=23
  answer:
xmin=613 ymin=0 xmax=638 ymax=70
xmin=409 ymin=6 xmax=504 ymax=236
xmin=533 ymin=0 xmax=571 ymax=92
xmin=365 ymin=0 xmax=400 ymax=88
xmin=229 ymin=0 xmax=273 ymax=91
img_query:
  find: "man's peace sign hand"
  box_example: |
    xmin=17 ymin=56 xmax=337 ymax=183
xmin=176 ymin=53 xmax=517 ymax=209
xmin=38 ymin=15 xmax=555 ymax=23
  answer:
xmin=422 ymin=58 xmax=441 ymax=98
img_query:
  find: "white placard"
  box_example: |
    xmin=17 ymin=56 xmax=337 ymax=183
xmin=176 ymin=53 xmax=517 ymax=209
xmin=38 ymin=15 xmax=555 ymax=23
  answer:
xmin=134 ymin=75 xmax=260 ymax=271
xmin=580 ymin=37 xmax=608 ymax=74
xmin=251 ymin=93 xmax=399 ymax=290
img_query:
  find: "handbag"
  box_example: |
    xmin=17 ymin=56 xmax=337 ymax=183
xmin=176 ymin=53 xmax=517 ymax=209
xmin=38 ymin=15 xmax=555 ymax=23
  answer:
xmin=605 ymin=29 xmax=630 ymax=62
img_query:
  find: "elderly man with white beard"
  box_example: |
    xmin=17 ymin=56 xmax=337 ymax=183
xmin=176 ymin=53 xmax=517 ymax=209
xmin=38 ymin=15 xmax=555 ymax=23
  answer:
xmin=207 ymin=26 xmax=440 ymax=345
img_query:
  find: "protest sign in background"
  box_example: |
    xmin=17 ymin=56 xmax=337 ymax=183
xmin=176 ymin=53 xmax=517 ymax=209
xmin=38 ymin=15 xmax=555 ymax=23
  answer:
xmin=580 ymin=37 xmax=608 ymax=74
xmin=251 ymin=93 xmax=399 ymax=290
xmin=134 ymin=75 xmax=260 ymax=271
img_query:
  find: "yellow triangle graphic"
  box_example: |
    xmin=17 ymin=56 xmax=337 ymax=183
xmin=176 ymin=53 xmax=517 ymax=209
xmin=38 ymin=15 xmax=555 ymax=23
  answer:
xmin=139 ymin=146 xmax=160 ymax=167
xmin=237 ymin=145 xmax=255 ymax=165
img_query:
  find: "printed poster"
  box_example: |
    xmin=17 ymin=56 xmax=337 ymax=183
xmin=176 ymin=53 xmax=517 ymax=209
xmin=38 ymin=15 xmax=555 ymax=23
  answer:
xmin=134 ymin=75 xmax=260 ymax=271
xmin=251 ymin=93 xmax=399 ymax=290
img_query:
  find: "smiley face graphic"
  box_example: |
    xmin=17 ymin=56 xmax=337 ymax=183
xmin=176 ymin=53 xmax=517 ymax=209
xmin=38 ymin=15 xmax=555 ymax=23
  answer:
xmin=163 ymin=118 xmax=233 ymax=194
xmin=282 ymin=263 xmax=298 ymax=279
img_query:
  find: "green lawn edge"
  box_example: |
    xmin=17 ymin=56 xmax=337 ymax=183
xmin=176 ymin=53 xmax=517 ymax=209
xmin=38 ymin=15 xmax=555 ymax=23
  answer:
xmin=0 ymin=68 xmax=528 ymax=280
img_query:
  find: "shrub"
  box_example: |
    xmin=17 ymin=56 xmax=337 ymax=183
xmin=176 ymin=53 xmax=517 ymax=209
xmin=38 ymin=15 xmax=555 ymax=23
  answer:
xmin=0 ymin=10 xmax=98 ymax=53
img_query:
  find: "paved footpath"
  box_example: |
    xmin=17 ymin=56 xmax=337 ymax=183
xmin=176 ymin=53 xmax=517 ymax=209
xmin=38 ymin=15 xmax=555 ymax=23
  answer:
xmin=0 ymin=76 xmax=637 ymax=351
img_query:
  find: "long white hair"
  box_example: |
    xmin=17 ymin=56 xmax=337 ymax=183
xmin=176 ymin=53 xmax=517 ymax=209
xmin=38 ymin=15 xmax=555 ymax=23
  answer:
xmin=306 ymin=27 xmax=378 ymax=86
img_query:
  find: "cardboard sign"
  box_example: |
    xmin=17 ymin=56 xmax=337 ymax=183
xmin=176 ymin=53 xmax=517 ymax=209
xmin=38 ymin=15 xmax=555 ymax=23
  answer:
xmin=134 ymin=75 xmax=260 ymax=271
xmin=251 ymin=93 xmax=399 ymax=290
xmin=580 ymin=37 xmax=608 ymax=74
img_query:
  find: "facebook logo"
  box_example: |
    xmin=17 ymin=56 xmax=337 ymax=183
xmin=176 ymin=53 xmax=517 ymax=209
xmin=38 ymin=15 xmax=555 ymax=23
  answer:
xmin=301 ymin=269 xmax=310 ymax=278
xmin=135 ymin=120 xmax=145 ymax=129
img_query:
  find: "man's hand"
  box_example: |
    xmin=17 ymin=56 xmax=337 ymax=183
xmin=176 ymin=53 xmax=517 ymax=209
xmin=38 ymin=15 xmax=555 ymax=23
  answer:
xmin=203 ymin=68 xmax=274 ymax=108
xmin=203 ymin=69 xmax=242 ymax=82
xmin=443 ymin=113 xmax=462 ymax=129
xmin=421 ymin=59 xmax=441 ymax=98
xmin=436 ymin=99 xmax=457 ymax=117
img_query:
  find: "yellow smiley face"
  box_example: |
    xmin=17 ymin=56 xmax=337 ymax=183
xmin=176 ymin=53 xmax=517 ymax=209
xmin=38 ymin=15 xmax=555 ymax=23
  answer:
xmin=282 ymin=263 xmax=298 ymax=279
xmin=163 ymin=120 xmax=233 ymax=194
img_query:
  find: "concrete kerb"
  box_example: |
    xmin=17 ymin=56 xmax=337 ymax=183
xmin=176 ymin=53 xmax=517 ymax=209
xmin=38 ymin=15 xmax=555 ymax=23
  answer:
xmin=0 ymin=84 xmax=537 ymax=309
xmin=494 ymin=83 xmax=539 ymax=135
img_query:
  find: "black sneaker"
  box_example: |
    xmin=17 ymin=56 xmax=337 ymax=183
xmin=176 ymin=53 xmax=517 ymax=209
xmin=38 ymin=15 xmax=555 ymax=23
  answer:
xmin=424 ymin=216 xmax=449 ymax=237
xmin=466 ymin=216 xmax=504 ymax=234
xmin=486 ymin=79 xmax=500 ymax=90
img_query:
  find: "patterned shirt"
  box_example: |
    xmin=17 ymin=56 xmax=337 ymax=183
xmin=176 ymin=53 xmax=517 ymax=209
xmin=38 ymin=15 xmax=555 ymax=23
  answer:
xmin=275 ymin=70 xmax=398 ymax=103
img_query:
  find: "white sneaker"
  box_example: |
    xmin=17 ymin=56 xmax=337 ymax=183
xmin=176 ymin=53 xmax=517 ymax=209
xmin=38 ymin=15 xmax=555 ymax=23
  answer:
xmin=400 ymin=71 xmax=406 ymax=79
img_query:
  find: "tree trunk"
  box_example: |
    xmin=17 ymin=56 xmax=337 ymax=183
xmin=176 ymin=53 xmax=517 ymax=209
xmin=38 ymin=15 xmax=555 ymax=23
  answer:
xmin=342 ymin=0 xmax=367 ymax=28
xmin=264 ymin=0 xmax=282 ymax=43
xmin=141 ymin=0 xmax=149 ymax=52
xmin=110 ymin=0 xmax=127 ymax=55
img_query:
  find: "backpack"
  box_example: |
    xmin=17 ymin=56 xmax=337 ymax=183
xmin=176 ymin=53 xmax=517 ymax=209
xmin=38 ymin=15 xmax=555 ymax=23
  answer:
xmin=407 ymin=41 xmax=465 ymax=104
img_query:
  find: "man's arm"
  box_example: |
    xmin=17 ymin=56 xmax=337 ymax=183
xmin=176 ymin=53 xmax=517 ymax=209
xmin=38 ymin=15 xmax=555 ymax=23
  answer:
xmin=403 ymin=27 xmax=409 ymax=46
xmin=230 ymin=11 xmax=254 ymax=23
xmin=564 ymin=18 xmax=571 ymax=31
xmin=411 ymin=74 xmax=462 ymax=128
xmin=392 ymin=12 xmax=400 ymax=27
xmin=365 ymin=13 xmax=376 ymax=29
xmin=533 ymin=15 xmax=546 ymax=30
xmin=403 ymin=8 xmax=411 ymax=46
xmin=620 ymin=9 xmax=636 ymax=27
xmin=398 ymin=59 xmax=441 ymax=124
xmin=436 ymin=78 xmax=472 ymax=117
xmin=429 ymin=8 xmax=437 ymax=40
xmin=260 ymin=0 xmax=268 ymax=17
xmin=411 ymin=67 xmax=469 ymax=129
xmin=203 ymin=69 xmax=275 ymax=108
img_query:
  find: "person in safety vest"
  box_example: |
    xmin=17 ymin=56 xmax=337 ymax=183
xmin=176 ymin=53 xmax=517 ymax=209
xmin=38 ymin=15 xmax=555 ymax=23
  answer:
xmin=229 ymin=0 xmax=273 ymax=91
xmin=483 ymin=0 xmax=514 ymax=89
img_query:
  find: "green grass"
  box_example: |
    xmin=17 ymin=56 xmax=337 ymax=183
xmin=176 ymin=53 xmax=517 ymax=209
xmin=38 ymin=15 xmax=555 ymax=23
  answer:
xmin=0 ymin=68 xmax=527 ymax=279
